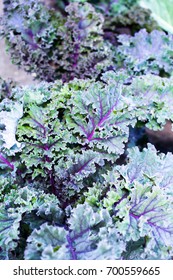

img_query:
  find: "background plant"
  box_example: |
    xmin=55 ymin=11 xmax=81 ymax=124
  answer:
xmin=117 ymin=29 xmax=173 ymax=76
xmin=0 ymin=0 xmax=159 ymax=82
xmin=1 ymin=0 xmax=113 ymax=82
xmin=140 ymin=0 xmax=173 ymax=33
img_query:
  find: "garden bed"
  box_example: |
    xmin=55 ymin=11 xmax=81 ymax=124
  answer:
xmin=0 ymin=0 xmax=173 ymax=260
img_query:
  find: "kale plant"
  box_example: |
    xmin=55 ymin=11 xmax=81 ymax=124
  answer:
xmin=1 ymin=0 xmax=113 ymax=82
xmin=1 ymin=71 xmax=173 ymax=259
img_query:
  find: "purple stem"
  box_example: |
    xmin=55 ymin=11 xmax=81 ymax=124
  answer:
xmin=0 ymin=225 xmax=12 ymax=234
xmin=130 ymin=208 xmax=157 ymax=220
xmin=43 ymin=144 xmax=50 ymax=151
xmin=72 ymin=158 xmax=94 ymax=175
xmin=23 ymin=29 xmax=42 ymax=50
xmin=66 ymin=234 xmax=77 ymax=260
xmin=87 ymin=99 xmax=119 ymax=141
xmin=72 ymin=43 xmax=80 ymax=69
xmin=31 ymin=118 xmax=47 ymax=138
xmin=0 ymin=153 xmax=14 ymax=170
xmin=129 ymin=211 xmax=173 ymax=237
xmin=71 ymin=227 xmax=90 ymax=242
xmin=25 ymin=139 xmax=60 ymax=151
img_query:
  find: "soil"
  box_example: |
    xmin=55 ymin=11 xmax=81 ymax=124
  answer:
xmin=146 ymin=121 xmax=173 ymax=153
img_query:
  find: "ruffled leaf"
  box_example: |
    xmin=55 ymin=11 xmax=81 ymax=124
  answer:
xmin=25 ymin=203 xmax=125 ymax=260
xmin=118 ymin=29 xmax=173 ymax=75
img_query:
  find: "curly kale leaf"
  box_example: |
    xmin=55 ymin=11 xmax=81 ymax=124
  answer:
xmin=66 ymin=78 xmax=130 ymax=155
xmin=25 ymin=203 xmax=125 ymax=260
xmin=0 ymin=206 xmax=22 ymax=259
xmin=16 ymin=73 xmax=133 ymax=202
xmin=116 ymin=144 xmax=173 ymax=194
xmin=96 ymin=144 xmax=173 ymax=259
xmin=0 ymin=186 xmax=64 ymax=259
xmin=117 ymin=29 xmax=173 ymax=75
xmin=115 ymin=183 xmax=173 ymax=260
xmin=127 ymin=74 xmax=173 ymax=129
